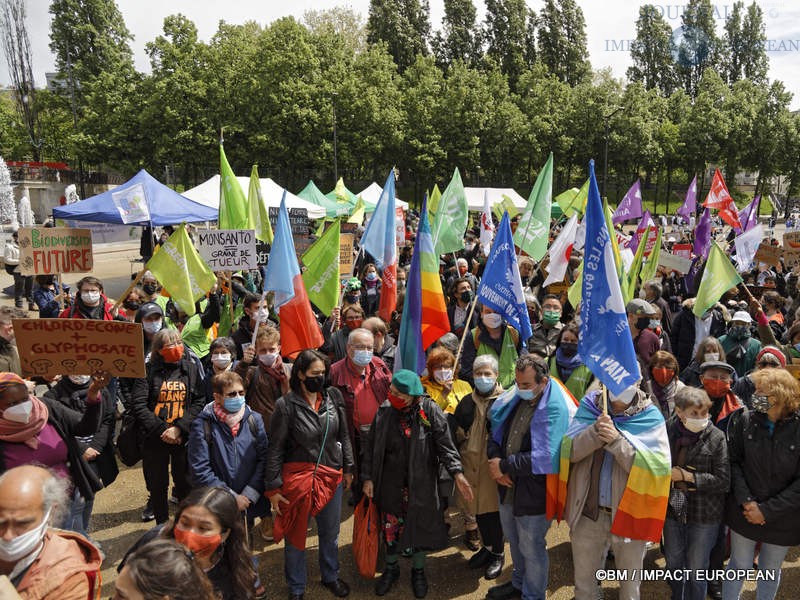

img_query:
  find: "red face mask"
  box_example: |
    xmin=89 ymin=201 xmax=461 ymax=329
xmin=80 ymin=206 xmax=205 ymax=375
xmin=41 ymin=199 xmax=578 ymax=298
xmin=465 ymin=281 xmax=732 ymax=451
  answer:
xmin=458 ymin=266 xmax=467 ymax=275
xmin=702 ymin=378 xmax=730 ymax=399
xmin=388 ymin=392 xmax=410 ymax=411
xmin=347 ymin=319 xmax=363 ymax=330
xmin=651 ymin=367 xmax=674 ymax=387
xmin=160 ymin=345 xmax=184 ymax=364
xmin=173 ymin=526 xmax=222 ymax=559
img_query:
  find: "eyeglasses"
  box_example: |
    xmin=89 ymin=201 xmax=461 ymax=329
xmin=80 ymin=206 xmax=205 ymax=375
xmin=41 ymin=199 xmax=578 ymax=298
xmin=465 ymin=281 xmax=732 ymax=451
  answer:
xmin=757 ymin=361 xmax=779 ymax=369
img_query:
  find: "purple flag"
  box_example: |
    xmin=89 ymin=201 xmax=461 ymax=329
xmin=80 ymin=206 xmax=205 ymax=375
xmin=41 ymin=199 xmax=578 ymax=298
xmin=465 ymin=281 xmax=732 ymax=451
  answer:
xmin=693 ymin=208 xmax=711 ymax=257
xmin=677 ymin=175 xmax=697 ymax=224
xmin=684 ymin=256 xmax=703 ymax=294
xmin=629 ymin=209 xmax=654 ymax=253
xmin=735 ymin=195 xmax=760 ymax=234
xmin=612 ymin=179 xmax=643 ymax=224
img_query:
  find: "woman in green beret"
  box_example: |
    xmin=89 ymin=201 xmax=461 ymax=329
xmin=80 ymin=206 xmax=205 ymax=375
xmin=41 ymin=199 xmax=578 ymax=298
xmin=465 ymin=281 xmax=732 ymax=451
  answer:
xmin=362 ymin=369 xmax=473 ymax=599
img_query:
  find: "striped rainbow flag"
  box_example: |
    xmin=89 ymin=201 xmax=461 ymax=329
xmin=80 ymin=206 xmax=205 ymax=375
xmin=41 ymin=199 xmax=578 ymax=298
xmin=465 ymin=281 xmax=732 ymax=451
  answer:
xmin=489 ymin=378 xmax=578 ymax=519
xmin=555 ymin=391 xmax=670 ymax=542
xmin=395 ymin=196 xmax=450 ymax=373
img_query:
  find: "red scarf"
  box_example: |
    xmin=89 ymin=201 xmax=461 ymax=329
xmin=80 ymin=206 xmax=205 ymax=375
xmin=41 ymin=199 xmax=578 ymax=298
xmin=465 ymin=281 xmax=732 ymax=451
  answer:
xmin=262 ymin=354 xmax=287 ymax=385
xmin=272 ymin=462 xmax=342 ymax=550
xmin=212 ymin=402 xmax=245 ymax=437
xmin=0 ymin=396 xmax=49 ymax=449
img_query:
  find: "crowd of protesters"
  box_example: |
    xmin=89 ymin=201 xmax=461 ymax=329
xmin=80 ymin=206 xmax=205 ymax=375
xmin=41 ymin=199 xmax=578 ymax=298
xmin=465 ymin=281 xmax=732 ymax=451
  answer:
xmin=0 ymin=210 xmax=797 ymax=600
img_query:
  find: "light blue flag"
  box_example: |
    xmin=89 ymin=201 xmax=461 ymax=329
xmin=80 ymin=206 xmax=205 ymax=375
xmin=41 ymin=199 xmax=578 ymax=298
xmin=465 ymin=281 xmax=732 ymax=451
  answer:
xmin=578 ymin=160 xmax=641 ymax=396
xmin=263 ymin=191 xmax=299 ymax=308
xmin=476 ymin=212 xmax=533 ymax=342
xmin=359 ymin=170 xmax=397 ymax=270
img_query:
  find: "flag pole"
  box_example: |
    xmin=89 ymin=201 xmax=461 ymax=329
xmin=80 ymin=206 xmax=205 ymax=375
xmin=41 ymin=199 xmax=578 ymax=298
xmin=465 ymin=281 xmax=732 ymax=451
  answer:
xmin=114 ymin=268 xmax=148 ymax=312
xmin=601 ymin=383 xmax=608 ymax=416
xmin=454 ymin=294 xmax=480 ymax=371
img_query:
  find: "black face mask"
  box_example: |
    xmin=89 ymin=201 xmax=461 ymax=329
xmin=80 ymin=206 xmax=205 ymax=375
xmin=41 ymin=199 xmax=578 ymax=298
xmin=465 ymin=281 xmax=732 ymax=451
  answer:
xmin=635 ymin=317 xmax=650 ymax=331
xmin=521 ymin=275 xmax=530 ymax=287
xmin=123 ymin=301 xmax=141 ymax=312
xmin=459 ymin=290 xmax=473 ymax=303
xmin=304 ymin=375 xmax=325 ymax=393
xmin=142 ymin=283 xmax=157 ymax=295
xmin=560 ymin=342 xmax=578 ymax=357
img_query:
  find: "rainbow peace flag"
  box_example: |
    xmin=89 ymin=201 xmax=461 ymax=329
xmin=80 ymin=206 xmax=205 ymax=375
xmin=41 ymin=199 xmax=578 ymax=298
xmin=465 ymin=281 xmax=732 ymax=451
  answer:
xmin=395 ymin=196 xmax=450 ymax=372
xmin=489 ymin=378 xmax=578 ymax=519
xmin=555 ymin=392 xmax=670 ymax=542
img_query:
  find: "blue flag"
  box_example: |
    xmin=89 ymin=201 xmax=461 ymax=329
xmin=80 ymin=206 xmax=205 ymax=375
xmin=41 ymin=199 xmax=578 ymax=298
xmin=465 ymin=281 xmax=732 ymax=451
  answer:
xmin=263 ymin=191 xmax=299 ymax=308
xmin=578 ymin=160 xmax=641 ymax=396
xmin=476 ymin=212 xmax=533 ymax=342
xmin=359 ymin=170 xmax=397 ymax=270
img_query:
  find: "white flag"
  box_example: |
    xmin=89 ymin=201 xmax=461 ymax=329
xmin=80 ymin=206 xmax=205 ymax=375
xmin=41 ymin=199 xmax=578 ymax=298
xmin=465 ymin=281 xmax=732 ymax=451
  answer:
xmin=479 ymin=190 xmax=495 ymax=255
xmin=734 ymin=224 xmax=763 ymax=272
xmin=543 ymin=213 xmax=578 ymax=287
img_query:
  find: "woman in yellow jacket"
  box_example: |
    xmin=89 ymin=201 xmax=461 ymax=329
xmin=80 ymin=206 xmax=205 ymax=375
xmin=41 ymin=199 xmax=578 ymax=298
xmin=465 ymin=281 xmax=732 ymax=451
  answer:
xmin=421 ymin=347 xmax=473 ymax=415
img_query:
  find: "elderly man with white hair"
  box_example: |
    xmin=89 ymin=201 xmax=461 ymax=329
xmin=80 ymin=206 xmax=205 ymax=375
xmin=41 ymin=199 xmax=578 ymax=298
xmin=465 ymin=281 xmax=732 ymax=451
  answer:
xmin=0 ymin=465 xmax=102 ymax=599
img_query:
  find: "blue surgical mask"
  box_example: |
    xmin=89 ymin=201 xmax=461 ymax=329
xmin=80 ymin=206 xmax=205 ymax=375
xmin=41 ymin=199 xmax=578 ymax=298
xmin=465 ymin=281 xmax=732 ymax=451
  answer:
xmin=517 ymin=388 xmax=535 ymax=401
xmin=366 ymin=272 xmax=378 ymax=281
xmin=474 ymin=376 xmax=496 ymax=395
xmin=794 ymin=343 xmax=800 ymax=353
xmin=223 ymin=395 xmax=245 ymax=413
xmin=352 ymin=349 xmax=373 ymax=367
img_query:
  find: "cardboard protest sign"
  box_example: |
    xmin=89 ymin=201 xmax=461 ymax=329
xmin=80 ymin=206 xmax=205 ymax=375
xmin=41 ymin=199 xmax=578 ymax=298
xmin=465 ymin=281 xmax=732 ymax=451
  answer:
xmin=269 ymin=207 xmax=310 ymax=257
xmin=197 ymin=229 xmax=257 ymax=271
xmin=783 ymin=231 xmax=800 ymax=267
xmin=754 ymin=243 xmax=782 ymax=268
xmin=17 ymin=227 xmax=93 ymax=275
xmin=340 ymin=233 xmax=354 ymax=275
xmin=643 ymin=227 xmax=659 ymax=258
xmin=658 ymin=252 xmax=693 ymax=274
xmin=13 ymin=319 xmax=145 ymax=378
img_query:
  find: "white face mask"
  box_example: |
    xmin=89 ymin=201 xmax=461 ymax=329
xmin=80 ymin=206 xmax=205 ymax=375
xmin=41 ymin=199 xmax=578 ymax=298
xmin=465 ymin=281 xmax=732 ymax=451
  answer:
xmin=0 ymin=509 xmax=50 ymax=562
xmin=68 ymin=375 xmax=91 ymax=386
xmin=3 ymin=400 xmax=32 ymax=424
xmin=255 ymin=309 xmax=269 ymax=323
xmin=433 ymin=369 xmax=453 ymax=384
xmin=704 ymin=352 xmax=720 ymax=363
xmin=683 ymin=416 xmax=710 ymax=433
xmin=482 ymin=313 xmax=502 ymax=329
xmin=259 ymin=352 xmax=278 ymax=368
xmin=211 ymin=353 xmax=231 ymax=368
xmin=142 ymin=320 xmax=163 ymax=335
xmin=81 ymin=290 xmax=101 ymax=305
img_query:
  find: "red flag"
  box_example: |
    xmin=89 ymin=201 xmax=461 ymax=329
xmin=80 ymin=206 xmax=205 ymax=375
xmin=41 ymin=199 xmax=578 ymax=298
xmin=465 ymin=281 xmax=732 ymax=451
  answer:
xmin=703 ymin=169 xmax=741 ymax=229
xmin=279 ymin=273 xmax=325 ymax=359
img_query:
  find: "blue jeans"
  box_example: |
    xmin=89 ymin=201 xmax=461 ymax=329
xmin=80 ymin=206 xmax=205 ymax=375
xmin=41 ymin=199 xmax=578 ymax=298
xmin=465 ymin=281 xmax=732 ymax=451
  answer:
xmin=64 ymin=487 xmax=94 ymax=537
xmin=722 ymin=529 xmax=788 ymax=600
xmin=662 ymin=518 xmax=719 ymax=600
xmin=284 ymin=484 xmax=343 ymax=595
xmin=498 ymin=502 xmax=550 ymax=600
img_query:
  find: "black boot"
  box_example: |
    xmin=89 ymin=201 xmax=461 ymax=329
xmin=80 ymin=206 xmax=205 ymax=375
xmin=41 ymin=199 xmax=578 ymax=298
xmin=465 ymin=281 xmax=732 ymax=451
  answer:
xmin=484 ymin=552 xmax=504 ymax=580
xmin=374 ymin=563 xmax=399 ymax=596
xmin=468 ymin=547 xmax=491 ymax=569
xmin=411 ymin=567 xmax=428 ymax=599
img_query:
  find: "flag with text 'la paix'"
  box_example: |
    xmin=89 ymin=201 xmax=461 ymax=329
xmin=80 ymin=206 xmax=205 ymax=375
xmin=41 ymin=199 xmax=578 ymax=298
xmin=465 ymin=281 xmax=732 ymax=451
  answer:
xmin=578 ymin=160 xmax=640 ymax=396
xmin=146 ymin=223 xmax=216 ymax=317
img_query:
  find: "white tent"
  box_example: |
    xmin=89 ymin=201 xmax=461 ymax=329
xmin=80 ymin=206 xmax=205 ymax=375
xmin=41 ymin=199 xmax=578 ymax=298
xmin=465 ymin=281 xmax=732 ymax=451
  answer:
xmin=183 ymin=175 xmax=327 ymax=219
xmin=464 ymin=187 xmax=527 ymax=212
xmin=356 ymin=182 xmax=410 ymax=211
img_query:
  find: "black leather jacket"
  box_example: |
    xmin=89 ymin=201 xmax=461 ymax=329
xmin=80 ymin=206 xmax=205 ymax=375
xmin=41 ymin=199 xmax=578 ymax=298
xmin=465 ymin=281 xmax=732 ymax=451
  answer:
xmin=265 ymin=388 xmax=354 ymax=490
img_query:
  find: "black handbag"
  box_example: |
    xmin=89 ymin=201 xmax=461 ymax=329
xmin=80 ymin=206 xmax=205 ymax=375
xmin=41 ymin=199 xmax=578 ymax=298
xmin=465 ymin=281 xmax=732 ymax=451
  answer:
xmin=116 ymin=411 xmax=143 ymax=467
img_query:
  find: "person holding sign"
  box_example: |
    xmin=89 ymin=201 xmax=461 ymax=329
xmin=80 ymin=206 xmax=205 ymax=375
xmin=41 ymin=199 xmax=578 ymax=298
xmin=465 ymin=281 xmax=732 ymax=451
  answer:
xmin=58 ymin=276 xmax=123 ymax=321
xmin=0 ymin=372 xmax=109 ymax=527
xmin=129 ymin=329 xmax=208 ymax=524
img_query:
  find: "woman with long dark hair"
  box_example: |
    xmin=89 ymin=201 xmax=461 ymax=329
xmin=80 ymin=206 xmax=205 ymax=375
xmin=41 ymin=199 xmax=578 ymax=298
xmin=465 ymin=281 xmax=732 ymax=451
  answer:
xmin=265 ymin=349 xmax=354 ymax=600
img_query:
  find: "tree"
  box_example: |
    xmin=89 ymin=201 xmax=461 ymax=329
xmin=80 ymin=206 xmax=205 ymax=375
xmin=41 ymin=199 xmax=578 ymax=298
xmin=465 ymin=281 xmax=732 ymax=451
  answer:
xmin=536 ymin=0 xmax=590 ymax=86
xmin=431 ymin=0 xmax=481 ymax=70
xmin=675 ymin=0 xmax=719 ymax=97
xmin=0 ymin=155 xmax=16 ymax=226
xmin=304 ymin=6 xmax=366 ymax=56
xmin=367 ymin=0 xmax=430 ymax=72
xmin=48 ymin=0 xmax=134 ymax=89
xmin=627 ymin=4 xmax=677 ymax=95
xmin=722 ymin=1 xmax=768 ymax=85
xmin=483 ymin=0 xmax=528 ymax=87
xmin=1 ymin=0 xmax=42 ymax=160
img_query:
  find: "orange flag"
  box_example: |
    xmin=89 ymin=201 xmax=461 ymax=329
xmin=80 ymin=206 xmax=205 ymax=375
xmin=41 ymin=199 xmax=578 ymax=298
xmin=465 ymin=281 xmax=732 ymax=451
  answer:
xmin=703 ymin=169 xmax=741 ymax=229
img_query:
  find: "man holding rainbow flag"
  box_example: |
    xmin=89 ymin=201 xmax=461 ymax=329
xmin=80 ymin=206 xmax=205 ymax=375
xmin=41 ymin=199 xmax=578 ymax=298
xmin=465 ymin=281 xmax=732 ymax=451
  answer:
xmin=555 ymin=161 xmax=671 ymax=600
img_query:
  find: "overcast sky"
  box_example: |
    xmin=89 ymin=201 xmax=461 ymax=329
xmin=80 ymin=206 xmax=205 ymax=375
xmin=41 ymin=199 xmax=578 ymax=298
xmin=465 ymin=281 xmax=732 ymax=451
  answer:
xmin=5 ymin=0 xmax=800 ymax=108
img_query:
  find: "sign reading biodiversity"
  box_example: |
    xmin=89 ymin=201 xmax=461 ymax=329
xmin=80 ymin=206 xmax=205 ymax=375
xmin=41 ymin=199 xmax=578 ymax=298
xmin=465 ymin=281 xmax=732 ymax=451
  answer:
xmin=197 ymin=229 xmax=257 ymax=271
xmin=17 ymin=227 xmax=93 ymax=275
xmin=14 ymin=319 xmax=146 ymax=378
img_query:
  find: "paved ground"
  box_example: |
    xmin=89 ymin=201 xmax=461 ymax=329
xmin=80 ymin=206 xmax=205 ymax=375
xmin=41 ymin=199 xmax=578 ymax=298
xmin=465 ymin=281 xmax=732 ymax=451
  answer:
xmin=2 ymin=240 xmax=799 ymax=599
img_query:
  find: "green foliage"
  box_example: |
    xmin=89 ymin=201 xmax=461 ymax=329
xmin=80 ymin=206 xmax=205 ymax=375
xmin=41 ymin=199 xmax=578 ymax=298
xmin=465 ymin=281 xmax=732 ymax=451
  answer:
xmin=483 ymin=0 xmax=528 ymax=87
xmin=367 ymin=0 xmax=430 ymax=72
xmin=432 ymin=0 xmax=482 ymax=70
xmin=722 ymin=1 xmax=768 ymax=85
xmin=536 ymin=0 xmax=590 ymax=86
xmin=627 ymin=5 xmax=677 ymax=95
xmin=676 ymin=0 xmax=720 ymax=98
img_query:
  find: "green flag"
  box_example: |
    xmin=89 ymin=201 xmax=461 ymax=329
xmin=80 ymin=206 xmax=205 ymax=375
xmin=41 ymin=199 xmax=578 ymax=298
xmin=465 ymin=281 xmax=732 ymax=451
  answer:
xmin=348 ymin=197 xmax=366 ymax=224
xmin=302 ymin=219 xmax=340 ymax=316
xmin=146 ymin=224 xmax=216 ymax=317
xmin=514 ymin=153 xmax=553 ymax=260
xmin=568 ymin=263 xmax=583 ymax=308
xmin=248 ymin=165 xmax=273 ymax=243
xmin=431 ymin=168 xmax=468 ymax=256
xmin=428 ymin=184 xmax=442 ymax=217
xmin=625 ymin=225 xmax=650 ymax=303
xmin=640 ymin=227 xmax=662 ymax=284
xmin=219 ymin=144 xmax=249 ymax=230
xmin=557 ymin=179 xmax=589 ymax=217
xmin=693 ymin=242 xmax=742 ymax=318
